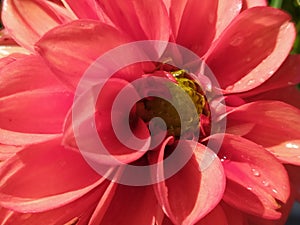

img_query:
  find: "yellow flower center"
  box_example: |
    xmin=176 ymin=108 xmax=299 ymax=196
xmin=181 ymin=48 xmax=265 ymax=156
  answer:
xmin=136 ymin=69 xmax=208 ymax=137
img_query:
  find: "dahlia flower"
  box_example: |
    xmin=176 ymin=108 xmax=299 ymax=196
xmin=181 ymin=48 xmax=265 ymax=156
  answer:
xmin=0 ymin=0 xmax=300 ymax=225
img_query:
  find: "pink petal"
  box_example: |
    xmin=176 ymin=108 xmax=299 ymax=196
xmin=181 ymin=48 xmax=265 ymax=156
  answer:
xmin=0 ymin=144 xmax=23 ymax=161
xmin=205 ymin=7 xmax=296 ymax=93
xmin=209 ymin=134 xmax=290 ymax=219
xmin=0 ymin=55 xmax=73 ymax=135
xmin=62 ymin=0 xmax=98 ymax=19
xmin=214 ymin=0 xmax=242 ymax=40
xmin=242 ymin=0 xmax=267 ymax=10
xmin=149 ymin=139 xmax=225 ymax=225
xmin=0 ymin=129 xmax=60 ymax=146
xmin=168 ymin=0 xmax=218 ymax=56
xmin=95 ymin=185 xmax=159 ymax=225
xmin=0 ymin=138 xmax=111 ymax=213
xmin=239 ymin=54 xmax=300 ymax=98
xmin=0 ymin=184 xmax=110 ymax=225
xmin=63 ymin=78 xmax=150 ymax=165
xmin=35 ymin=20 xmax=131 ymax=90
xmin=2 ymin=0 xmax=73 ymax=51
xmin=0 ymin=29 xmax=17 ymax=45
xmin=0 ymin=46 xmax=30 ymax=58
xmin=226 ymin=101 xmax=300 ymax=165
xmin=0 ymin=53 xmax=27 ymax=70
xmin=0 ymin=90 xmax=72 ymax=134
xmin=0 ymin=55 xmax=70 ymax=98
xmin=96 ymin=0 xmax=170 ymax=41
xmin=245 ymin=85 xmax=300 ymax=109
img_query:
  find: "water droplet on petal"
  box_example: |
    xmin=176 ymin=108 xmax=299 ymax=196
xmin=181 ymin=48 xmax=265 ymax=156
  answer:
xmin=272 ymin=188 xmax=278 ymax=194
xmin=251 ymin=168 xmax=260 ymax=177
xmin=220 ymin=155 xmax=227 ymax=162
xmin=262 ymin=180 xmax=270 ymax=187
xmin=286 ymin=143 xmax=299 ymax=149
xmin=247 ymin=186 xmax=253 ymax=191
xmin=247 ymin=79 xmax=255 ymax=86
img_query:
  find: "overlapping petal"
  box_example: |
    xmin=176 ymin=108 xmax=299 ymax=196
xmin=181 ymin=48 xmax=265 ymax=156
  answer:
xmin=205 ymin=7 xmax=295 ymax=93
xmin=2 ymin=0 xmax=73 ymax=51
xmin=209 ymin=134 xmax=290 ymax=219
xmin=0 ymin=187 xmax=104 ymax=225
xmin=214 ymin=0 xmax=242 ymax=40
xmin=62 ymin=0 xmax=98 ymax=19
xmin=242 ymin=0 xmax=267 ymax=10
xmin=226 ymin=101 xmax=300 ymax=165
xmin=36 ymin=20 xmax=131 ymax=89
xmin=0 ymin=138 xmax=111 ymax=213
xmin=63 ymin=78 xmax=150 ymax=165
xmin=149 ymin=139 xmax=225 ymax=225
xmin=239 ymin=54 xmax=300 ymax=98
xmin=166 ymin=0 xmax=218 ymax=56
xmin=95 ymin=0 xmax=170 ymax=41
xmin=96 ymin=185 xmax=159 ymax=225
xmin=0 ymin=55 xmax=73 ymax=134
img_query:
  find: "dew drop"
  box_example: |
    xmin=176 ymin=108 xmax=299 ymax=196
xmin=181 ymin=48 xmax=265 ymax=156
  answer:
xmin=247 ymin=186 xmax=253 ymax=191
xmin=247 ymin=79 xmax=255 ymax=86
xmin=262 ymin=180 xmax=270 ymax=187
xmin=272 ymin=189 xmax=278 ymax=194
xmin=220 ymin=155 xmax=227 ymax=162
xmin=251 ymin=168 xmax=260 ymax=177
xmin=286 ymin=143 xmax=299 ymax=149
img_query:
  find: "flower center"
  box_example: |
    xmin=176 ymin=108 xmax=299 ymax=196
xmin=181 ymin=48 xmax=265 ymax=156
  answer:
xmin=136 ymin=69 xmax=210 ymax=138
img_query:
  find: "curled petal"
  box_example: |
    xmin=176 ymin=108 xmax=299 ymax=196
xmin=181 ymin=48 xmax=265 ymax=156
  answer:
xmin=205 ymin=7 xmax=295 ymax=93
xmin=0 ymin=184 xmax=111 ymax=225
xmin=209 ymin=134 xmax=290 ymax=219
xmin=36 ymin=20 xmax=131 ymax=89
xmin=2 ymin=0 xmax=73 ymax=51
xmin=0 ymin=138 xmax=111 ymax=213
xmin=215 ymin=0 xmax=242 ymax=40
xmin=240 ymin=54 xmax=300 ymax=98
xmin=226 ymin=101 xmax=300 ymax=165
xmin=64 ymin=78 xmax=150 ymax=165
xmin=149 ymin=139 xmax=225 ymax=225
